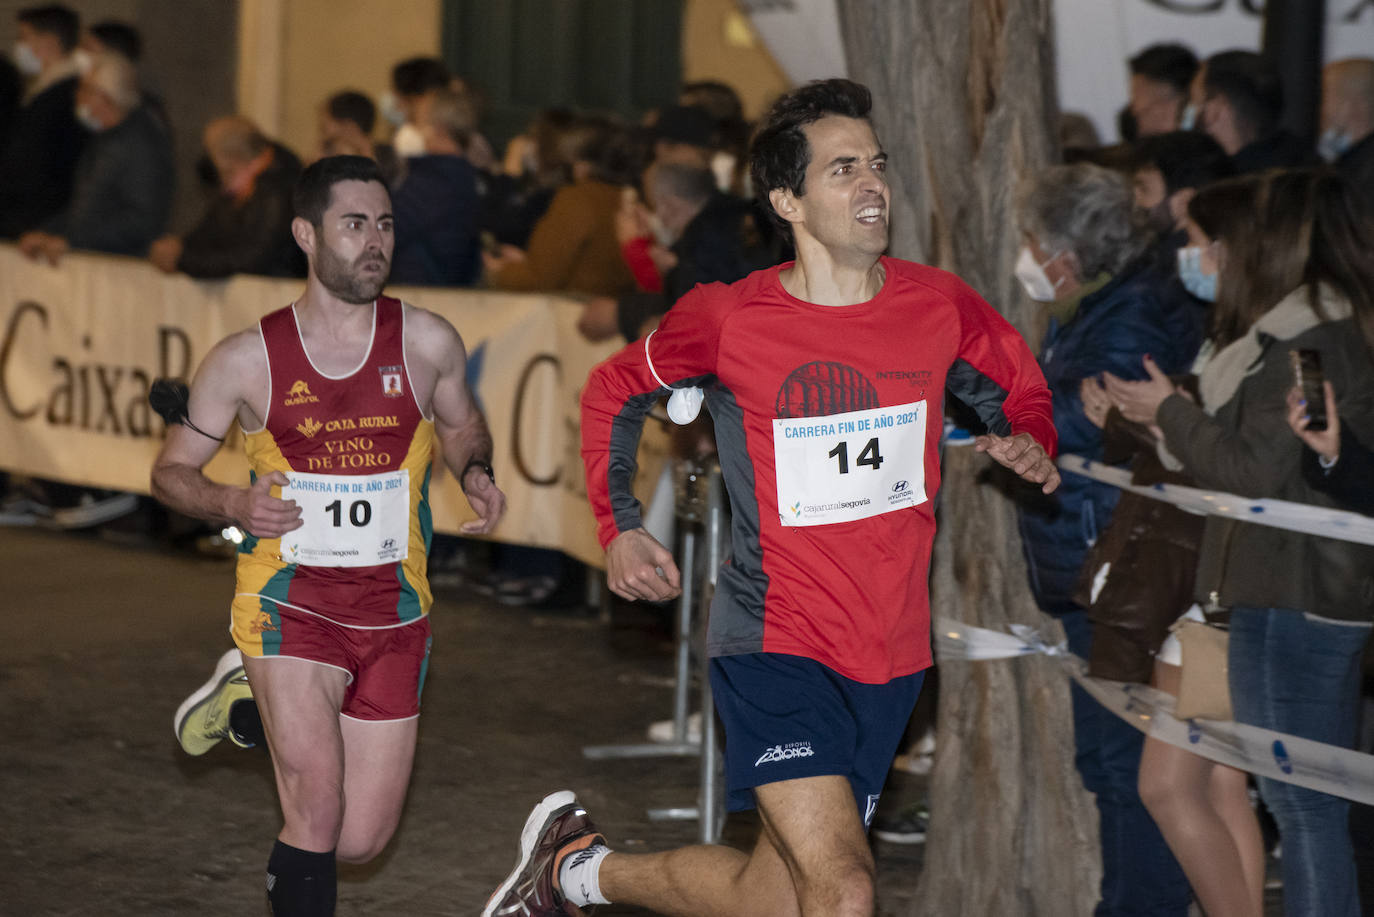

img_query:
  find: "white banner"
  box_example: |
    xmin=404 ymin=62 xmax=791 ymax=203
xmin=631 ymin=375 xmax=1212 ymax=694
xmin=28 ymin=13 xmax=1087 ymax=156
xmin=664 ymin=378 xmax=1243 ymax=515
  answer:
xmin=937 ymin=617 xmax=1374 ymax=805
xmin=0 ymin=245 xmax=668 ymax=568
xmin=739 ymin=0 xmax=849 ymax=85
xmin=1055 ymin=0 xmax=1374 ymax=143
xmin=1058 ymin=454 xmax=1374 ymax=545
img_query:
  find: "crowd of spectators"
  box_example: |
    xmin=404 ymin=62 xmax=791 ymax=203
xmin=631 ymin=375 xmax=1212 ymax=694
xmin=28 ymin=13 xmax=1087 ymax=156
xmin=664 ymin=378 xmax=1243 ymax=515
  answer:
xmin=6 ymin=8 xmax=1374 ymax=913
xmin=1038 ymin=40 xmax=1374 ymax=917
xmin=0 ymin=5 xmax=784 ymax=346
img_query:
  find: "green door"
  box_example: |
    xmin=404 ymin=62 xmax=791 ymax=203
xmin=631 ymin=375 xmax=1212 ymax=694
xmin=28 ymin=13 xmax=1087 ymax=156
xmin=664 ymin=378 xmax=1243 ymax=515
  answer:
xmin=442 ymin=0 xmax=684 ymax=148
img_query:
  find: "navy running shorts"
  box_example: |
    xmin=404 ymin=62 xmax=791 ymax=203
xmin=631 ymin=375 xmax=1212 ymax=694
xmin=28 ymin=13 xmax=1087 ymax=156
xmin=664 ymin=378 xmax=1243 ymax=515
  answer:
xmin=709 ymin=652 xmax=925 ymax=826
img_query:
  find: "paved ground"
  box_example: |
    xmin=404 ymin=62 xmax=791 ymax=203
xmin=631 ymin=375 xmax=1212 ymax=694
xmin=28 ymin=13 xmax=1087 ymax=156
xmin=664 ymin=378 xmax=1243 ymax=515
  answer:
xmin=0 ymin=524 xmax=926 ymax=915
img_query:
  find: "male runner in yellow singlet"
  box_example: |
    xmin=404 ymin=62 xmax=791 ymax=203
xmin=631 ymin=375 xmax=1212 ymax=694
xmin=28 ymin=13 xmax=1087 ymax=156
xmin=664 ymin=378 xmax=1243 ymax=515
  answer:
xmin=151 ymin=155 xmax=505 ymax=916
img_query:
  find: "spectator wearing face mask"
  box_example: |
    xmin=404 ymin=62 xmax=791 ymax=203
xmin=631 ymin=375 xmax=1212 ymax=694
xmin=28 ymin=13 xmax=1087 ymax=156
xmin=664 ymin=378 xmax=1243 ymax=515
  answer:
xmin=388 ymin=87 xmax=482 ymax=287
xmin=578 ymin=162 xmax=788 ymax=342
xmin=16 ymin=53 xmax=171 ymax=263
xmin=148 ymin=115 xmax=304 ymax=279
xmin=1129 ymin=130 xmax=1235 ymax=290
xmin=0 ymin=4 xmax=87 ymax=238
xmin=1184 ymin=50 xmax=1315 ymax=174
xmin=383 ymin=56 xmax=449 ymax=159
xmin=1012 ymin=162 xmax=1206 ymax=917
xmin=1107 ymin=168 xmax=1374 ymax=917
xmin=1319 ymin=58 xmax=1374 ymax=207
xmin=1128 ymin=43 xmax=1199 ymax=139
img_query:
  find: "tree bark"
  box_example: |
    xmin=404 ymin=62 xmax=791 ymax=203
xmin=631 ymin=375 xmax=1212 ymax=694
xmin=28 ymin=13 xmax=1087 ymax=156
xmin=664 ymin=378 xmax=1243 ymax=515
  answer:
xmin=836 ymin=2 xmax=1102 ymax=914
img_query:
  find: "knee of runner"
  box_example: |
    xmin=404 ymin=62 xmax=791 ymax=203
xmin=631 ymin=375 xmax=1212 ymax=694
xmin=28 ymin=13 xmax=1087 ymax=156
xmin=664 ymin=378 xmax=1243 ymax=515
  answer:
xmin=335 ymin=834 xmax=387 ymax=865
xmin=825 ymin=861 xmax=876 ymax=917
xmin=793 ymin=854 xmax=873 ymax=916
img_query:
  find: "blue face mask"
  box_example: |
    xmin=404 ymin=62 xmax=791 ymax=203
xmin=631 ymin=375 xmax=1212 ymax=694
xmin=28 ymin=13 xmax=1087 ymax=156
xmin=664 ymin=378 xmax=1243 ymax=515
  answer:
xmin=1179 ymin=102 xmax=1199 ymax=132
xmin=1177 ymin=245 xmax=1217 ymax=302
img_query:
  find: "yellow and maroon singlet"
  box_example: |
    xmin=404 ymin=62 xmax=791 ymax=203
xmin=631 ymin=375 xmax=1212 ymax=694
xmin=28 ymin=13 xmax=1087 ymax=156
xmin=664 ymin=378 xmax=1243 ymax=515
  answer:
xmin=232 ymin=296 xmax=435 ymax=653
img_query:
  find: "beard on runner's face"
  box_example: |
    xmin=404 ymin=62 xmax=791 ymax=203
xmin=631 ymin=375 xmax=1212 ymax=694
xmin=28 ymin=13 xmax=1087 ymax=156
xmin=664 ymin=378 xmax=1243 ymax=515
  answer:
xmin=315 ymin=237 xmax=389 ymax=304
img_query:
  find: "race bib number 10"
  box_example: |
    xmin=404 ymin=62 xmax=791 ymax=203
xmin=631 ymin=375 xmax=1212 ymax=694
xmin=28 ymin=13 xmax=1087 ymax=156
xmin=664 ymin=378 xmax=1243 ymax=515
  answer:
xmin=278 ymin=470 xmax=410 ymax=567
xmin=773 ymin=401 xmax=928 ymax=527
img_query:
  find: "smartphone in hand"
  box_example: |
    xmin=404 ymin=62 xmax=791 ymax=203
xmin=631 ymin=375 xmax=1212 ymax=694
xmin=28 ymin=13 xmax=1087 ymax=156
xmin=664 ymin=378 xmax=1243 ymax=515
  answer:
xmin=1290 ymin=348 xmax=1328 ymax=431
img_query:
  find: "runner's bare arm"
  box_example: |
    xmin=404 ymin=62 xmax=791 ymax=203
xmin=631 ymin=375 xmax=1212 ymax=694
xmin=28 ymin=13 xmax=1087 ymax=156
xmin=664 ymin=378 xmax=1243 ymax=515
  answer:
xmin=408 ymin=308 xmax=507 ymax=534
xmin=150 ymin=330 xmax=304 ymax=536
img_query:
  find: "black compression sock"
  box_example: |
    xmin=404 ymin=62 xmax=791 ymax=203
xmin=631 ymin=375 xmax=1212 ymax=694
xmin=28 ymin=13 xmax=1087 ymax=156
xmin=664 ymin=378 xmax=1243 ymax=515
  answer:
xmin=266 ymin=841 xmax=337 ymax=917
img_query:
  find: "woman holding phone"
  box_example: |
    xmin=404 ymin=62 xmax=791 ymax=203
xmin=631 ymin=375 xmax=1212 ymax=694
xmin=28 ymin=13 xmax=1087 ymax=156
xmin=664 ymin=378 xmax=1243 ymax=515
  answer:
xmin=1106 ymin=168 xmax=1374 ymax=917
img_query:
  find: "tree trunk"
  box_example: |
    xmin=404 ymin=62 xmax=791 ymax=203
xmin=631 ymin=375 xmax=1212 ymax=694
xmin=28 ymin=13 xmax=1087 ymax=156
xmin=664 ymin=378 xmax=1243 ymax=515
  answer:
xmin=836 ymin=3 xmax=1102 ymax=914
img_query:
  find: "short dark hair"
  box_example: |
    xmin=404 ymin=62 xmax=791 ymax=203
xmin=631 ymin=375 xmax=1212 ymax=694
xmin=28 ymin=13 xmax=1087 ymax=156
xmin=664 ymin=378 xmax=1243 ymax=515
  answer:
xmin=326 ymin=90 xmax=376 ymax=135
xmin=18 ymin=5 xmax=79 ymax=52
xmin=680 ymin=80 xmax=743 ymax=123
xmin=89 ymin=20 xmax=140 ymax=62
xmin=1204 ymin=50 xmax=1284 ymax=139
xmin=750 ymin=78 xmax=873 ymax=208
xmin=293 ymin=155 xmax=386 ymax=226
xmin=391 ymin=57 xmax=449 ymax=97
xmin=572 ymin=117 xmax=647 ymax=186
xmin=1129 ymin=43 xmax=1198 ymax=95
xmin=1132 ymin=130 xmax=1235 ymax=194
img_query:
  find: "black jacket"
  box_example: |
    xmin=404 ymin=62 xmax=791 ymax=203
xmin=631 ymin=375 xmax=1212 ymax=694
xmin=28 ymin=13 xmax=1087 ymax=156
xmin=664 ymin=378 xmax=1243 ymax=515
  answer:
xmin=389 ymin=154 xmax=481 ymax=287
xmin=45 ymin=104 xmax=174 ymax=256
xmin=178 ymin=143 xmax=304 ymax=279
xmin=1231 ymin=130 xmax=1317 ymax=174
xmin=1302 ymin=425 xmax=1374 ymax=517
xmin=0 ymin=75 xmax=87 ymax=237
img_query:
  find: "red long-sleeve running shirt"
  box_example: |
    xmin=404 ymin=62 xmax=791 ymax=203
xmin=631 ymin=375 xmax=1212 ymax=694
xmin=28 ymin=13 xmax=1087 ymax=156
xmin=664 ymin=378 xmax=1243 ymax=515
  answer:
xmin=581 ymin=258 xmax=1055 ymax=683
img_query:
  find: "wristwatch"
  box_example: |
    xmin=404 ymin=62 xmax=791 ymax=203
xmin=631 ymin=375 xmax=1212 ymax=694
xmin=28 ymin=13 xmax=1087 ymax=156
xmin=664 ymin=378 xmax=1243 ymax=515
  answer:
xmin=460 ymin=458 xmax=495 ymax=492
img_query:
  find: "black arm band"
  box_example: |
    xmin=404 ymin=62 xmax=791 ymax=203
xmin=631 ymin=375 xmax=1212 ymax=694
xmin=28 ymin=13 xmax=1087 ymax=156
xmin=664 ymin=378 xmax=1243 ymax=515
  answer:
xmin=460 ymin=459 xmax=495 ymax=492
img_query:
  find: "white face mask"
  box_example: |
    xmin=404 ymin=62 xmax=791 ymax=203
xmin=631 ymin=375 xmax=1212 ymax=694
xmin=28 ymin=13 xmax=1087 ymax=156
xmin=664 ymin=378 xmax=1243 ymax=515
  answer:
xmin=378 ymin=91 xmax=406 ymax=128
xmin=392 ymin=122 xmax=426 ymax=157
xmin=71 ymin=48 xmax=94 ymax=76
xmin=75 ymin=102 xmax=102 ymax=132
xmin=1014 ymin=246 xmax=1061 ymax=302
xmin=13 ymin=42 xmax=41 ymax=76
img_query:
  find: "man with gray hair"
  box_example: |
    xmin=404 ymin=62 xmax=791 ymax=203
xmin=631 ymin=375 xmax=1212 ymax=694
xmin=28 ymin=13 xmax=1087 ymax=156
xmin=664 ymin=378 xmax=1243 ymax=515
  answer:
xmin=1320 ymin=58 xmax=1374 ymax=206
xmin=1013 ymin=161 xmax=1204 ymax=917
xmin=149 ymin=115 xmax=304 ymax=279
xmin=16 ymin=52 xmax=172 ymax=262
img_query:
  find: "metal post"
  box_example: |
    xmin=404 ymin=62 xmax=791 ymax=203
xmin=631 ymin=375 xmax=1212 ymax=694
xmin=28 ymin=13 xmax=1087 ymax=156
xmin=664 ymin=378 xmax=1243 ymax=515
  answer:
xmin=1263 ymin=0 xmax=1327 ymax=143
xmin=670 ymin=528 xmax=696 ymax=742
xmin=697 ymin=463 xmax=726 ymax=843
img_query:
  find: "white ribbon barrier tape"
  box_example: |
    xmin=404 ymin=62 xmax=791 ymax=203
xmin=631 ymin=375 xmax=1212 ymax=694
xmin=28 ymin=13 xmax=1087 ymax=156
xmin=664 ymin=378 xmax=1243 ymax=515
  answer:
xmin=1057 ymin=454 xmax=1374 ymax=547
xmin=936 ymin=617 xmax=1374 ymax=805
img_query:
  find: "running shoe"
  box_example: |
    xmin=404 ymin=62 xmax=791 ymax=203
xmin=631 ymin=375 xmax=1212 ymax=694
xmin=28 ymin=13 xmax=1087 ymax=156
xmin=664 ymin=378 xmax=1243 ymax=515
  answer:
xmin=173 ymin=649 xmax=257 ymax=755
xmin=483 ymin=790 xmax=605 ymax=917
xmin=871 ymin=801 xmax=929 ymax=844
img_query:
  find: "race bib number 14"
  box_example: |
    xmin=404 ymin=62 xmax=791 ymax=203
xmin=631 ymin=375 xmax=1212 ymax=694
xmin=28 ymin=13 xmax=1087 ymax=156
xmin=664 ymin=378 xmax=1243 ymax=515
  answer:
xmin=773 ymin=401 xmax=928 ymax=527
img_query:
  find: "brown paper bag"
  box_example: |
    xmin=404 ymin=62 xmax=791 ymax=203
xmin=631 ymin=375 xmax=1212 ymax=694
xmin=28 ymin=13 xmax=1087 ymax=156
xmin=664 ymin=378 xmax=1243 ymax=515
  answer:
xmin=1173 ymin=620 xmax=1232 ymax=721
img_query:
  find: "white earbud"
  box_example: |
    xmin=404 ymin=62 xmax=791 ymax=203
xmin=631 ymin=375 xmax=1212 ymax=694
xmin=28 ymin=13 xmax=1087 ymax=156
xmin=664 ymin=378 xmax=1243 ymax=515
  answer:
xmin=666 ymin=386 xmax=704 ymax=425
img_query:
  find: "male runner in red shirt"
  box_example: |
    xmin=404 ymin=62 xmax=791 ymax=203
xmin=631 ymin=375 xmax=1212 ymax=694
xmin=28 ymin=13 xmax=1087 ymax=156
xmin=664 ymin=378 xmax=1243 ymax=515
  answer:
xmin=486 ymin=80 xmax=1057 ymax=917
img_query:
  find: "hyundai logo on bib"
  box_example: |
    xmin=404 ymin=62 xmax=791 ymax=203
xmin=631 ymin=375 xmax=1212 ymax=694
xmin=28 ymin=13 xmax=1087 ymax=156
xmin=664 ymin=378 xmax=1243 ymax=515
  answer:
xmin=892 ymin=480 xmax=909 ymax=493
